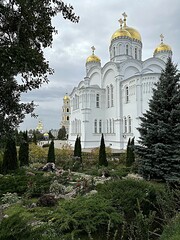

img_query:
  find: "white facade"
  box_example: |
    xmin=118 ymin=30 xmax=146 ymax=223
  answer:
xmin=68 ymin=14 xmax=172 ymax=150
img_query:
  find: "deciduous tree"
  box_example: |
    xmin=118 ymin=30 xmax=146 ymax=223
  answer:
xmin=0 ymin=0 xmax=79 ymax=137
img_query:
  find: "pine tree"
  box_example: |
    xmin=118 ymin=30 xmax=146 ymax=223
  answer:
xmin=136 ymin=58 xmax=180 ymax=181
xmin=126 ymin=137 xmax=135 ymax=167
xmin=47 ymin=140 xmax=55 ymax=163
xmin=2 ymin=138 xmax=18 ymax=173
xmin=19 ymin=131 xmax=29 ymax=166
xmin=99 ymin=134 xmax=108 ymax=167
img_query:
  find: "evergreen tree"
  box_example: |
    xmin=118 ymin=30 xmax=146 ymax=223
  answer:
xmin=47 ymin=140 xmax=55 ymax=163
xmin=78 ymin=137 xmax=82 ymax=161
xmin=58 ymin=126 xmax=66 ymax=140
xmin=136 ymin=58 xmax=180 ymax=181
xmin=126 ymin=137 xmax=135 ymax=167
xmin=2 ymin=137 xmax=18 ymax=173
xmin=99 ymin=134 xmax=108 ymax=167
xmin=74 ymin=135 xmax=79 ymax=157
xmin=48 ymin=130 xmax=54 ymax=140
xmin=19 ymin=131 xmax=29 ymax=166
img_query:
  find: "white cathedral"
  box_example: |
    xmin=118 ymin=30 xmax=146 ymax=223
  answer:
xmin=67 ymin=13 xmax=172 ymax=150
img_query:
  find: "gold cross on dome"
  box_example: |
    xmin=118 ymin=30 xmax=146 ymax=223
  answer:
xmin=91 ymin=46 xmax=95 ymax=55
xmin=160 ymin=34 xmax=164 ymax=43
xmin=118 ymin=18 xmax=123 ymax=29
xmin=122 ymin=12 xmax=127 ymax=27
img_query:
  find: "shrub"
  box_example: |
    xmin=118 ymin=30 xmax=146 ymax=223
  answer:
xmin=160 ymin=213 xmax=180 ymax=240
xmin=29 ymin=143 xmax=48 ymax=163
xmin=37 ymin=194 xmax=57 ymax=207
xmin=1 ymin=192 xmax=21 ymax=204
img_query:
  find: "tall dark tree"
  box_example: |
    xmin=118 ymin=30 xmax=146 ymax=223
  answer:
xmin=99 ymin=134 xmax=108 ymax=167
xmin=48 ymin=130 xmax=54 ymax=140
xmin=19 ymin=131 xmax=29 ymax=166
xmin=58 ymin=126 xmax=66 ymax=140
xmin=2 ymin=137 xmax=18 ymax=173
xmin=136 ymin=58 xmax=180 ymax=181
xmin=74 ymin=135 xmax=79 ymax=157
xmin=0 ymin=0 xmax=79 ymax=137
xmin=126 ymin=137 xmax=135 ymax=167
xmin=47 ymin=140 xmax=55 ymax=163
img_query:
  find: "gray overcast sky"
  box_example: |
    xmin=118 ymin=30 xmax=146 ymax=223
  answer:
xmin=19 ymin=0 xmax=180 ymax=132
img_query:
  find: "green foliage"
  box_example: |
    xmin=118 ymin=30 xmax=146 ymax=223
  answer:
xmin=19 ymin=131 xmax=29 ymax=166
xmin=126 ymin=137 xmax=135 ymax=167
xmin=29 ymin=143 xmax=47 ymax=163
xmin=160 ymin=213 xmax=180 ymax=240
xmin=99 ymin=133 xmax=108 ymax=167
xmin=2 ymin=137 xmax=18 ymax=174
xmin=0 ymin=213 xmax=32 ymax=240
xmin=74 ymin=136 xmax=82 ymax=158
xmin=47 ymin=140 xmax=55 ymax=163
xmin=1 ymin=192 xmax=21 ymax=204
xmin=0 ymin=171 xmax=52 ymax=198
xmin=53 ymin=195 xmax=123 ymax=239
xmin=136 ymin=58 xmax=180 ymax=181
xmin=0 ymin=0 xmax=79 ymax=136
xmin=58 ymin=126 xmax=66 ymax=140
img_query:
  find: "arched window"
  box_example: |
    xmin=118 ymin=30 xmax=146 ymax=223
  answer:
xmin=99 ymin=120 xmax=102 ymax=133
xmin=126 ymin=86 xmax=129 ymax=103
xmin=126 ymin=45 xmax=129 ymax=55
xmin=67 ymin=108 xmax=69 ymax=112
xmin=135 ymin=47 xmax=137 ymax=59
xmin=96 ymin=93 xmax=100 ymax=108
xmin=113 ymin=46 xmax=116 ymax=57
xmin=67 ymin=116 xmax=69 ymax=121
xmin=110 ymin=84 xmax=114 ymax=107
xmin=94 ymin=119 xmax=97 ymax=133
xmin=124 ymin=117 xmax=127 ymax=133
xmin=107 ymin=86 xmax=110 ymax=108
xmin=128 ymin=116 xmax=131 ymax=133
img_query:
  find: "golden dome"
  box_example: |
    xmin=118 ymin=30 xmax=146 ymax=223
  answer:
xmin=111 ymin=28 xmax=132 ymax=41
xmin=86 ymin=55 xmax=101 ymax=63
xmin=86 ymin=46 xmax=101 ymax=63
xmin=63 ymin=95 xmax=70 ymax=100
xmin=111 ymin=14 xmax=142 ymax=43
xmin=124 ymin=26 xmax=142 ymax=41
xmin=154 ymin=43 xmax=172 ymax=54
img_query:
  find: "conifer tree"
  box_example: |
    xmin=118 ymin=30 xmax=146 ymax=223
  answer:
xmin=47 ymin=140 xmax=55 ymax=163
xmin=19 ymin=131 xmax=29 ymax=166
xmin=136 ymin=58 xmax=180 ymax=181
xmin=2 ymin=137 xmax=18 ymax=173
xmin=99 ymin=134 xmax=108 ymax=167
xmin=126 ymin=137 xmax=135 ymax=167
xmin=74 ymin=135 xmax=79 ymax=157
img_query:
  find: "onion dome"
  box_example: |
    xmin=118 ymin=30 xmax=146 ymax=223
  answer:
xmin=63 ymin=94 xmax=70 ymax=100
xmin=111 ymin=18 xmax=132 ymax=41
xmin=154 ymin=34 xmax=172 ymax=55
xmin=122 ymin=12 xmax=142 ymax=42
xmin=86 ymin=46 xmax=101 ymax=63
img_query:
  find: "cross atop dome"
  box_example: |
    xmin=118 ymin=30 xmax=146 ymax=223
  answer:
xmin=118 ymin=18 xmax=123 ymax=29
xmin=91 ymin=46 xmax=95 ymax=55
xmin=160 ymin=34 xmax=164 ymax=43
xmin=122 ymin=12 xmax=127 ymax=27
